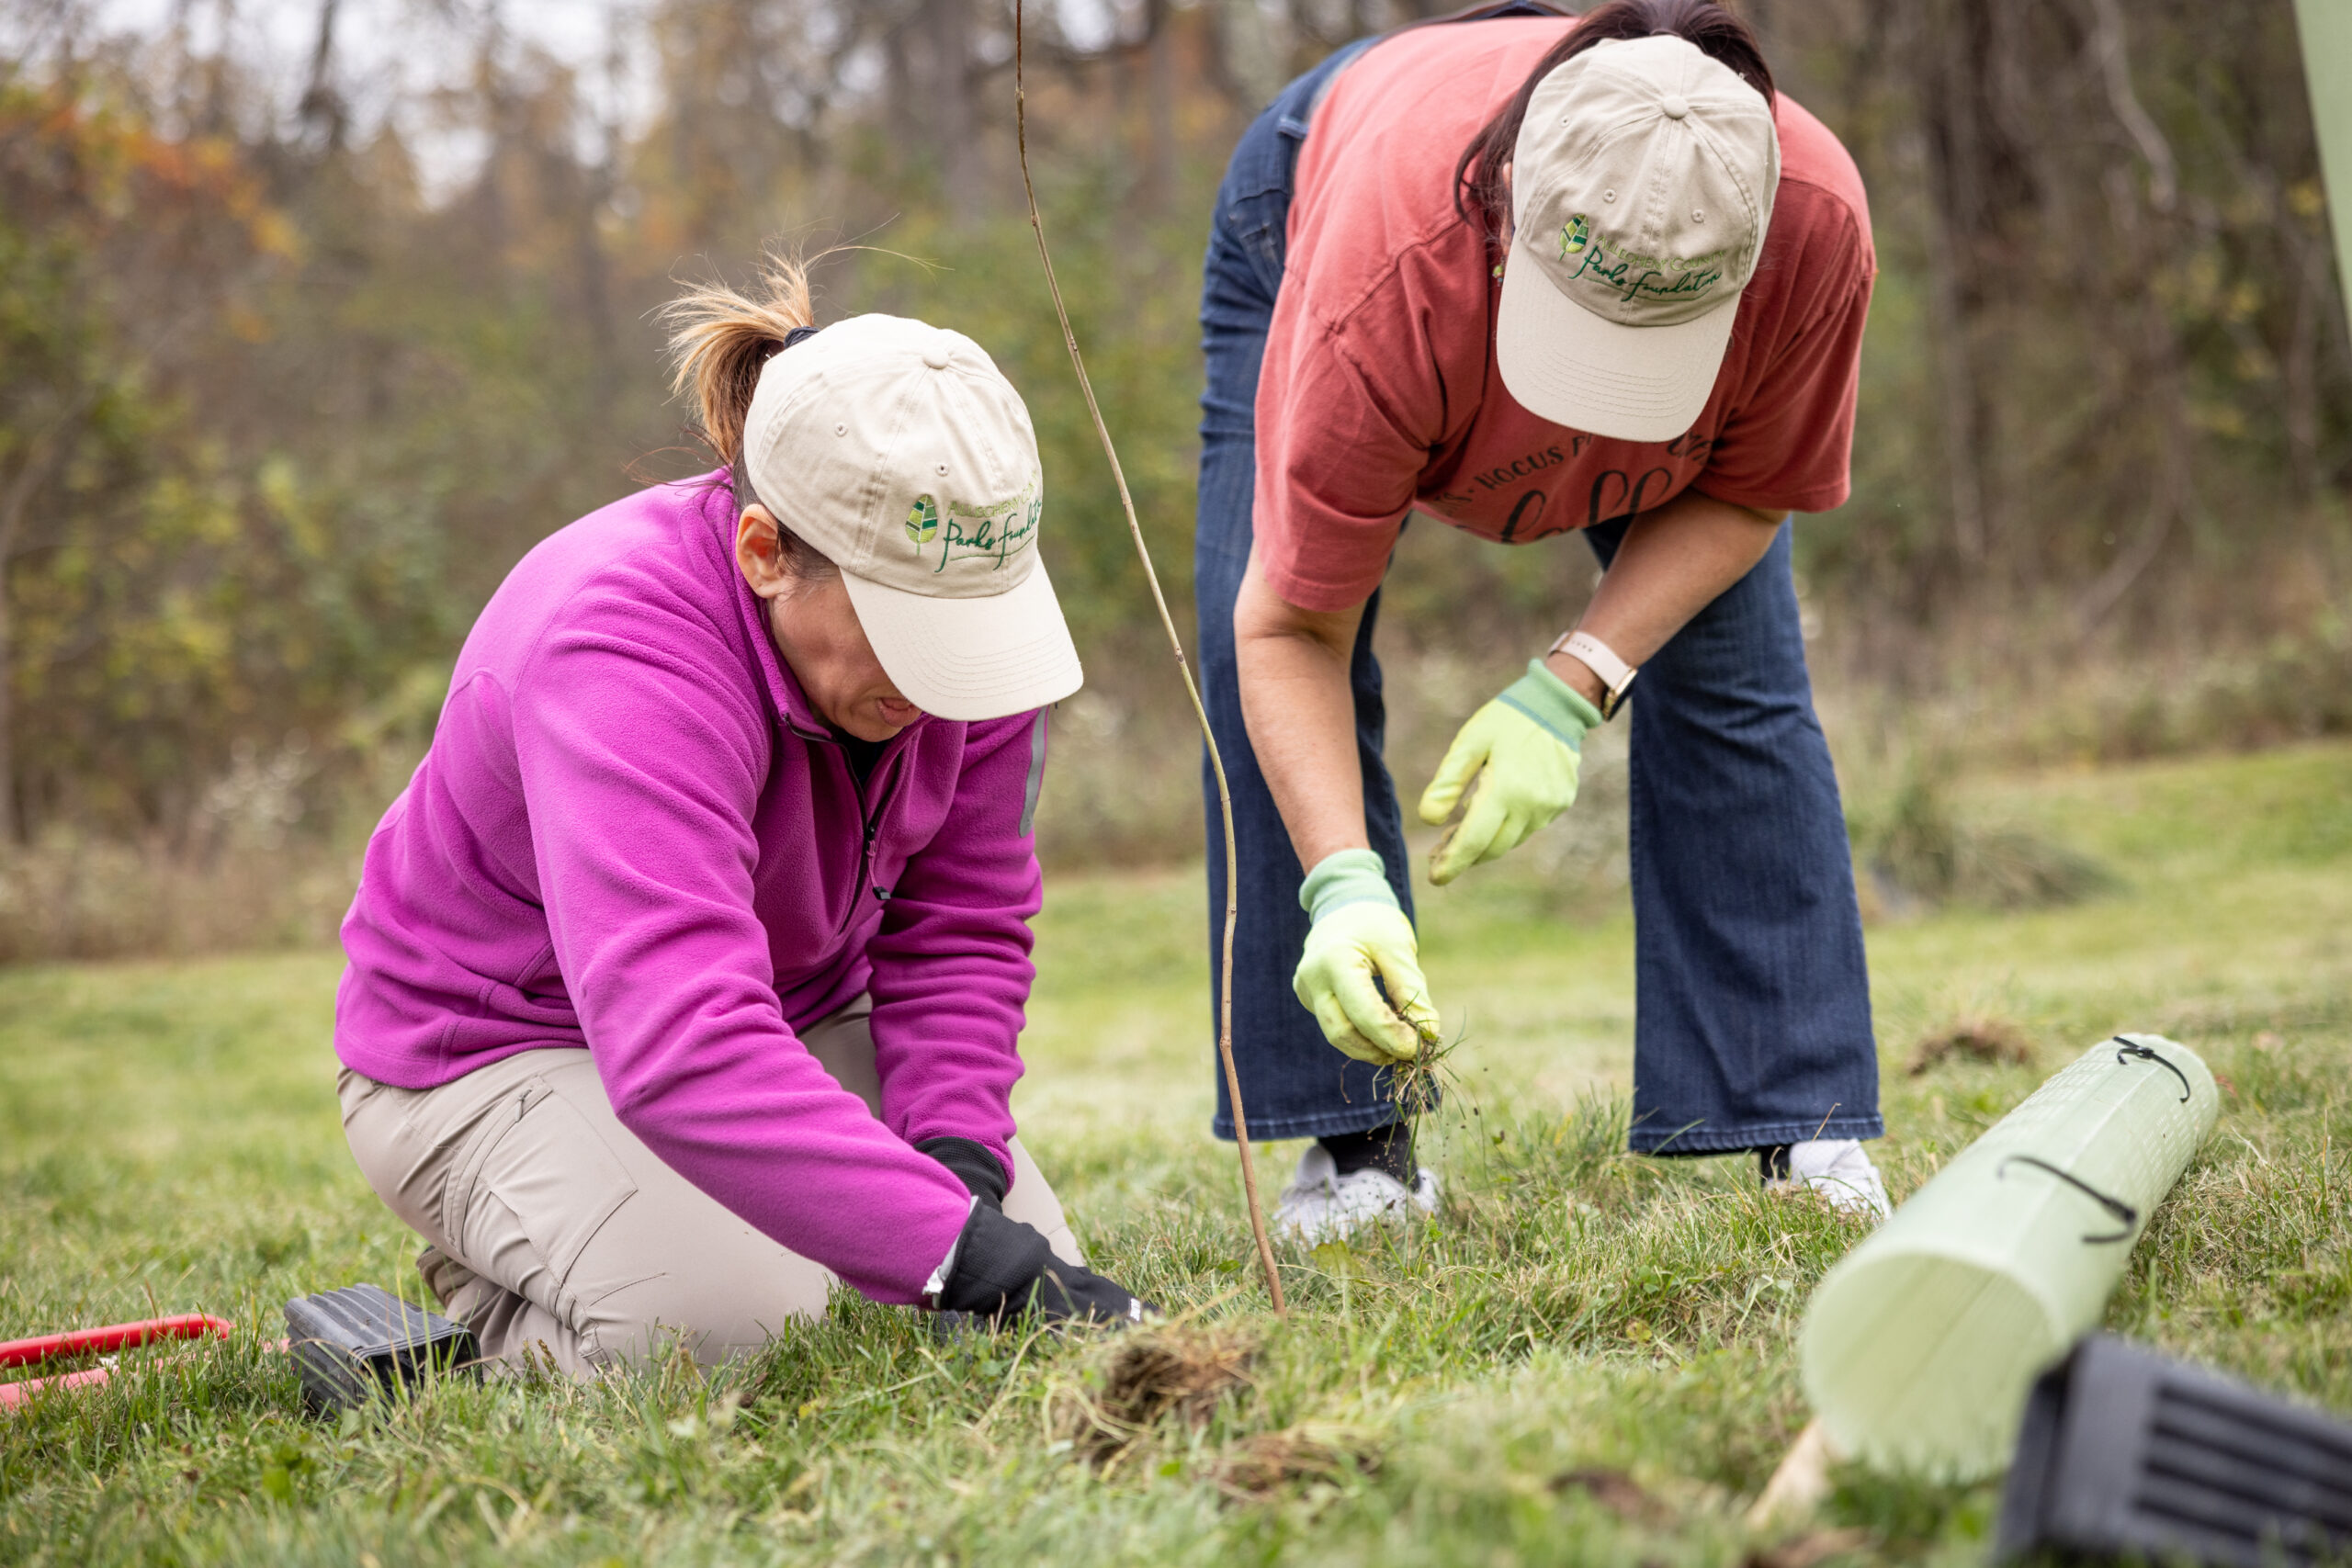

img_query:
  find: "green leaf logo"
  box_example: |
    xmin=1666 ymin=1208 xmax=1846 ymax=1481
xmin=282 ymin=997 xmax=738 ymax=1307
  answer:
xmin=1559 ymin=214 xmax=1590 ymax=258
xmin=906 ymin=493 xmax=939 ymax=545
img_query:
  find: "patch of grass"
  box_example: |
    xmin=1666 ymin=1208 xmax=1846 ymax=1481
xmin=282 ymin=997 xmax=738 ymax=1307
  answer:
xmin=1848 ymin=760 xmax=2119 ymax=914
xmin=1 ymin=742 xmax=2348 ymax=1564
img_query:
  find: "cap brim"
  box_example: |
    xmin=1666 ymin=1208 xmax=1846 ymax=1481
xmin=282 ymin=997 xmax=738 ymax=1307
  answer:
xmin=1494 ymin=226 xmax=1736 ymax=444
xmin=842 ymin=557 xmax=1083 ymax=723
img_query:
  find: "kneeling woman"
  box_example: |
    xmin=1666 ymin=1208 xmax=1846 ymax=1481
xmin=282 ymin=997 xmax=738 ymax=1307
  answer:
xmin=334 ymin=263 xmax=1142 ymax=1377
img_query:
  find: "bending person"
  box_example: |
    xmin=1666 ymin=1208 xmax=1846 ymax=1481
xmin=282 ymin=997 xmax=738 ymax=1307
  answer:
xmin=336 ymin=261 xmax=1140 ymax=1377
xmin=1194 ymin=0 xmax=1889 ymax=1241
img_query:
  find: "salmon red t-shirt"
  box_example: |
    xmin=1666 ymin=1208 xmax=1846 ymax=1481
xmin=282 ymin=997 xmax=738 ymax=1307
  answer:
xmin=1252 ymin=17 xmax=1876 ymax=611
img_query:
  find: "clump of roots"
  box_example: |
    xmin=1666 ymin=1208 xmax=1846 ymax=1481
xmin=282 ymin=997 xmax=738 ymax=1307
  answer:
xmin=1377 ymin=1011 xmax=1467 ymax=1122
xmin=1057 ymin=1324 xmax=1259 ymax=1463
xmin=1908 ymin=1014 xmax=2036 ymax=1075
xmin=1214 ymin=1420 xmax=1383 ymax=1498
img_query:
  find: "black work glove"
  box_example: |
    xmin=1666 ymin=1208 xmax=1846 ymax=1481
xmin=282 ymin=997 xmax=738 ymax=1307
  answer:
xmin=935 ymin=1202 xmax=1148 ymax=1327
xmin=915 ymin=1135 xmax=1007 ymax=1210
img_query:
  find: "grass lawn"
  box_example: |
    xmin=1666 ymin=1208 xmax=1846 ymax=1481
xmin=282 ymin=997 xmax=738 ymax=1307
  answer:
xmin=3 ymin=741 xmax=2348 ymax=1565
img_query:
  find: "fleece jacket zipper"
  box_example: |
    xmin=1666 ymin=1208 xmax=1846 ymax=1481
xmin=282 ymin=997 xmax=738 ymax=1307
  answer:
xmin=788 ymin=719 xmax=914 ymax=937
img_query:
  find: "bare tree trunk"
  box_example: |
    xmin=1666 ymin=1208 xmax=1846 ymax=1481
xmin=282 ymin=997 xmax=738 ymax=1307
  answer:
xmin=471 ymin=8 xmax=510 ymax=269
xmin=579 ymin=157 xmax=616 ymax=423
xmin=2284 ymin=243 xmax=2321 ymax=502
xmin=1145 ymin=0 xmax=1180 ymax=208
xmin=299 ymin=0 xmax=345 ymax=152
xmin=201 ymin=0 xmax=237 ymax=135
xmin=2070 ymin=0 xmax=2187 ymax=637
xmin=924 ymin=0 xmax=980 ymax=223
xmin=2072 ymin=327 xmax=2188 ymax=637
xmin=0 ymin=430 xmax=69 ymax=848
xmin=0 ymin=565 xmax=16 ymax=846
xmin=1217 ymin=0 xmax=1287 ymax=112
xmin=1921 ymin=180 xmax=1988 ymax=570
xmin=1911 ymin=0 xmax=1991 ymax=572
xmin=167 ymin=0 xmax=197 ymax=117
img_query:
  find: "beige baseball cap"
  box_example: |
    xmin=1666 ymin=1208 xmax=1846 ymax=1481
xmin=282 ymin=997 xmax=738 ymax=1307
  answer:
xmin=1497 ymin=34 xmax=1780 ymax=443
xmin=737 ymin=313 xmax=1082 ymax=723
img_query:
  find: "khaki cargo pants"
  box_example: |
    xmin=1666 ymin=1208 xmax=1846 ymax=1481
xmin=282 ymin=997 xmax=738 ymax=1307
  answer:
xmin=339 ymin=997 xmax=1080 ymax=1380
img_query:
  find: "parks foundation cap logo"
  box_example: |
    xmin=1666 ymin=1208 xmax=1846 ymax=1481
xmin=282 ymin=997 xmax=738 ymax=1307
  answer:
xmin=1497 ymin=34 xmax=1780 ymax=443
xmin=740 ymin=313 xmax=1081 ymax=722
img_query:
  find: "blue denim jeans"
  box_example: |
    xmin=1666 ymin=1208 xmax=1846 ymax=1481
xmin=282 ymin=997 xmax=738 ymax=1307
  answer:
xmin=1193 ymin=38 xmax=1883 ymax=1156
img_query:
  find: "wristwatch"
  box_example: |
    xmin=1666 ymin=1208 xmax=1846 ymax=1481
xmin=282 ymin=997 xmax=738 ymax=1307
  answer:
xmin=1548 ymin=629 xmax=1637 ymax=720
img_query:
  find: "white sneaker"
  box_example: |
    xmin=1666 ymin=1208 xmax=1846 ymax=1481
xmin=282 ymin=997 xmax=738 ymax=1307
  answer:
xmin=1272 ymin=1143 xmax=1439 ymax=1246
xmin=1765 ymin=1138 xmax=1892 ymax=1221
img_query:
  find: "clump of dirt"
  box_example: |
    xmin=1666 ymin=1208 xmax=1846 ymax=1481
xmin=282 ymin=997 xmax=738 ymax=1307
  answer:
xmin=1214 ymin=1421 xmax=1382 ymax=1498
xmin=1060 ymin=1324 xmax=1258 ymax=1462
xmin=1907 ymin=1016 xmax=2035 ymax=1075
xmin=1742 ymin=1528 xmax=1873 ymax=1568
xmin=1550 ymin=1465 xmax=1669 ymax=1525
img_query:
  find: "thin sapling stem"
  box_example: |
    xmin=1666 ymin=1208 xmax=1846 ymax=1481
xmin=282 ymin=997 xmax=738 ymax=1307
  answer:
xmin=1011 ymin=1 xmax=1285 ymax=1315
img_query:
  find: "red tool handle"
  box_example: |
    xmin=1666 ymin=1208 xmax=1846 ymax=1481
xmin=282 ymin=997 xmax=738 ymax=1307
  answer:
xmin=0 ymin=1367 xmax=112 ymax=1410
xmin=0 ymin=1314 xmax=234 ymax=1368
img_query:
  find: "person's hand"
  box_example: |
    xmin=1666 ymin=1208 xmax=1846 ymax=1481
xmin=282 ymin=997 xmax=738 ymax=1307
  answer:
xmin=1026 ymin=1256 xmax=1148 ymax=1324
xmin=1292 ymin=849 xmax=1440 ymax=1065
xmin=1417 ymin=659 xmax=1600 ymax=885
xmin=936 ymin=1204 xmax=1149 ymax=1327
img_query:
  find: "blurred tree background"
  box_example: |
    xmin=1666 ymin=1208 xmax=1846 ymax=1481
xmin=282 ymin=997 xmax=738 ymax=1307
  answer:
xmin=0 ymin=0 xmax=2345 ymax=956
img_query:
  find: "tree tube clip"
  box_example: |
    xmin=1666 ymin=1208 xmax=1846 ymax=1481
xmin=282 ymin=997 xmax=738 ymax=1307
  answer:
xmin=2111 ymin=1035 xmax=2194 ymax=1102
xmin=1997 ymin=1155 xmax=2140 ymax=1244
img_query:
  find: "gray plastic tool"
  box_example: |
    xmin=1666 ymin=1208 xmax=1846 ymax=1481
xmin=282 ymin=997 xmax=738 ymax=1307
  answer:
xmin=283 ymin=1283 xmax=475 ymax=1415
xmin=1999 ymin=1334 xmax=2352 ymax=1566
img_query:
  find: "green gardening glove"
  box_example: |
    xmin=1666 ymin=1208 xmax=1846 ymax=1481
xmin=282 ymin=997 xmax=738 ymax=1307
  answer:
xmin=1418 ymin=659 xmax=1602 ymax=886
xmin=1292 ymin=849 xmax=1441 ymax=1065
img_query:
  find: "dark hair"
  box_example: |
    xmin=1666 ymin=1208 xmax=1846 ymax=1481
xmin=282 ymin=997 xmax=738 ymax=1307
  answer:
xmin=1453 ymin=0 xmax=1775 ymax=248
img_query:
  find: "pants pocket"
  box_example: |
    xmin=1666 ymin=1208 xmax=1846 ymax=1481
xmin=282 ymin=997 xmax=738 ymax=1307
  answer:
xmin=1218 ymin=189 xmax=1291 ymax=303
xmin=451 ymin=1077 xmax=639 ymax=1306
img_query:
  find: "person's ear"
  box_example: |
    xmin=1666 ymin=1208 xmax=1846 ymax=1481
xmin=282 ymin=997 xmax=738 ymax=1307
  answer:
xmin=735 ymin=503 xmax=789 ymax=600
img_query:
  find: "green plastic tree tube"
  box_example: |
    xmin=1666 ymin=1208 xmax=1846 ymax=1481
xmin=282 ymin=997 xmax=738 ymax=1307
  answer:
xmin=1799 ymin=1033 xmax=2218 ymax=1479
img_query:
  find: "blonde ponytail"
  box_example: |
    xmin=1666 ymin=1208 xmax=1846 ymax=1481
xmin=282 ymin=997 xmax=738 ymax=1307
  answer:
xmin=661 ymin=252 xmax=817 ymax=466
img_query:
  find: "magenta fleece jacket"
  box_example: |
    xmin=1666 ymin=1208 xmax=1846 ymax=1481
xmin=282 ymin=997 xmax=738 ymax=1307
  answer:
xmin=335 ymin=474 xmax=1051 ymax=1304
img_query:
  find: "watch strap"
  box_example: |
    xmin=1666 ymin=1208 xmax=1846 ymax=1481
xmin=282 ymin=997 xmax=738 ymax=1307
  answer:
xmin=1548 ymin=630 xmax=1638 ymax=719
